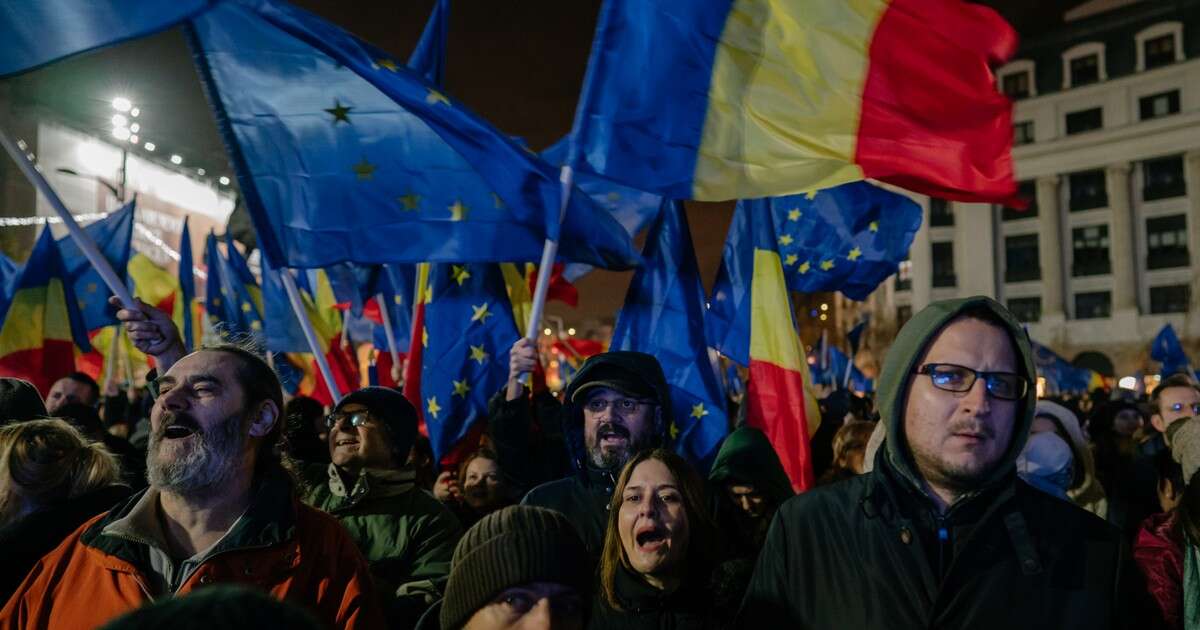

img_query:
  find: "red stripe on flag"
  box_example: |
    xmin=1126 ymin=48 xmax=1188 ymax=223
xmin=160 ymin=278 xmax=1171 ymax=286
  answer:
xmin=747 ymin=359 xmax=814 ymax=492
xmin=0 ymin=339 xmax=77 ymax=397
xmin=309 ymin=332 xmax=360 ymax=407
xmin=403 ymin=298 xmax=427 ymax=436
xmin=856 ymin=0 xmax=1018 ymax=203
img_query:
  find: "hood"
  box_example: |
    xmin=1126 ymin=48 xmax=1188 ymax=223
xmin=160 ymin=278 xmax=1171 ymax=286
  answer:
xmin=877 ymin=296 xmax=1037 ymax=496
xmin=708 ymin=426 xmax=794 ymax=505
xmin=561 ymin=351 xmax=672 ymax=471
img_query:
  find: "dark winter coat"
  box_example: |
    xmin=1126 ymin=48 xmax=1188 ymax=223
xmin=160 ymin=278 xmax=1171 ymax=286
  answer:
xmin=588 ymin=564 xmax=716 ymax=630
xmin=737 ymin=296 xmax=1129 ymax=629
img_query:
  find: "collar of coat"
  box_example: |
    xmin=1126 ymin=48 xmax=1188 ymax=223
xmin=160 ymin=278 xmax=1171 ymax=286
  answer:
xmin=327 ymin=463 xmax=416 ymax=500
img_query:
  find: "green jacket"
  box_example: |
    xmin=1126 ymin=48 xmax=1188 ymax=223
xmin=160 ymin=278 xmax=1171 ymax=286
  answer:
xmin=301 ymin=463 xmax=462 ymax=626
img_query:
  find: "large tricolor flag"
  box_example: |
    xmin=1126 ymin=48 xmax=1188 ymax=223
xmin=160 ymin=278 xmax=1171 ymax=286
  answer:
xmin=568 ymin=0 xmax=1019 ymax=203
xmin=710 ymin=200 xmax=822 ymax=492
xmin=0 ymin=228 xmax=80 ymax=395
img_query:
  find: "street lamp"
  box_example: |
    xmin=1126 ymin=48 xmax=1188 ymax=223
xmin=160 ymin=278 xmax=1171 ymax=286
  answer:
xmin=111 ymin=96 xmax=132 ymax=112
xmin=170 ymin=154 xmax=182 ymax=165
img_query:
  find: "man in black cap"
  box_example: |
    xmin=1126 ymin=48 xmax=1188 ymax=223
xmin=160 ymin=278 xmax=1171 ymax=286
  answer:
xmin=0 ymin=377 xmax=47 ymax=426
xmin=493 ymin=339 xmax=671 ymax=554
xmin=300 ymin=386 xmax=463 ymax=628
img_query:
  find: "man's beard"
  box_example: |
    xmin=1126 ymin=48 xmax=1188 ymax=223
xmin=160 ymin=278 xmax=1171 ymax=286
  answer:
xmin=147 ymin=410 xmax=248 ymax=497
xmin=587 ymin=422 xmax=646 ymax=470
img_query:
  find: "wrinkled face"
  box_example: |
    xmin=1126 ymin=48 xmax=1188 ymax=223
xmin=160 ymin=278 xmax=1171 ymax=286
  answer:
xmin=463 ymin=455 xmax=505 ymax=511
xmin=903 ymin=318 xmax=1020 ymax=495
xmin=725 ymin=483 xmax=766 ymax=519
xmin=1154 ymin=386 xmax=1200 ymax=437
xmin=46 ymin=378 xmax=96 ymax=414
xmin=618 ymin=459 xmax=689 ymax=581
xmin=582 ymin=387 xmax=657 ymax=470
xmin=149 ymin=352 xmax=252 ymax=495
xmin=328 ymin=403 xmax=396 ymax=471
xmin=462 ymin=582 xmax=584 ymax=630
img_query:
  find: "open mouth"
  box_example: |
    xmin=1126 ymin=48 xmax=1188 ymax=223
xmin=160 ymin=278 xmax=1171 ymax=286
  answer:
xmin=635 ymin=526 xmax=668 ymax=551
xmin=164 ymin=425 xmax=196 ymax=439
xmin=334 ymin=438 xmax=359 ymax=447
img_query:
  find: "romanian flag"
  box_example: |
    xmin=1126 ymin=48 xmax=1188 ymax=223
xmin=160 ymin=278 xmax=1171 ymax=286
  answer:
xmin=77 ymin=253 xmax=182 ymax=377
xmin=570 ymin=0 xmax=1019 ymax=203
xmin=710 ymin=200 xmax=822 ymax=492
xmin=0 ymin=229 xmax=80 ymax=396
xmin=403 ymin=263 xmax=430 ymax=431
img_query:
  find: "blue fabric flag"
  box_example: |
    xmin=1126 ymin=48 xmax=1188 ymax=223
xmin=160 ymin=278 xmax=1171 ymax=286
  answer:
xmin=373 ymin=265 xmax=414 ymax=352
xmin=222 ymin=232 xmax=263 ymax=317
xmin=58 ymin=201 xmax=135 ymax=350
xmin=707 ymin=198 xmax=780 ymax=367
xmin=765 ymin=183 xmax=922 ymax=300
xmin=406 ymin=0 xmax=449 ymax=86
xmin=204 ymin=231 xmax=262 ymax=339
xmin=0 ymin=1 xmax=207 ymax=77
xmin=611 ymin=200 xmax=728 ymax=471
xmin=1031 ymin=340 xmax=1095 ymax=395
xmin=0 ymin=252 xmax=17 ymax=321
xmin=542 ymin=136 xmax=662 ymax=282
xmin=260 ymin=259 xmax=310 ymax=354
xmin=809 ymin=343 xmax=873 ymax=393
xmin=847 ymin=316 xmax=869 ymax=356
xmin=187 ymin=0 xmax=638 ymax=271
xmin=421 ymin=262 xmax=519 ymax=464
xmin=1151 ymin=324 xmax=1193 ymax=378
xmin=178 ymin=216 xmax=196 ymax=351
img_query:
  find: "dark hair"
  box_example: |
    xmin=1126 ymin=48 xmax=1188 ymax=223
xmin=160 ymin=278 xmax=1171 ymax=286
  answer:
xmin=64 ymin=372 xmax=101 ymax=406
xmin=599 ymin=449 xmax=717 ymax=611
xmin=203 ymin=344 xmax=285 ymax=483
xmin=1155 ymin=448 xmax=1185 ymax=500
xmin=1151 ymin=374 xmax=1200 ymax=415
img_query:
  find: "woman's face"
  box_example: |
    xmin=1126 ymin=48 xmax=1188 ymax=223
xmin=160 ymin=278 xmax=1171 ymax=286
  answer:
xmin=617 ymin=458 xmax=689 ymax=582
xmin=462 ymin=456 xmax=505 ymax=510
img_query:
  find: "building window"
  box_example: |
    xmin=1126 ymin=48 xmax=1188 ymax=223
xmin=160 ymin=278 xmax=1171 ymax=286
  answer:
xmin=1007 ymin=297 xmax=1042 ymax=323
xmin=1146 ymin=214 xmax=1190 ymax=269
xmin=932 ymin=242 xmax=956 ymax=288
xmin=1143 ymin=155 xmax=1186 ymax=201
xmin=1139 ymin=90 xmax=1180 ymax=121
xmin=1150 ymin=284 xmax=1191 ymax=314
xmin=1074 ymin=291 xmax=1111 ymax=319
xmin=1002 ymin=181 xmax=1039 ymax=221
xmin=1014 ymin=121 xmax=1035 ymax=146
xmin=1004 ymin=234 xmax=1041 ymax=283
xmin=896 ymin=305 xmax=913 ymax=330
xmin=1065 ymin=108 xmax=1103 ymax=135
xmin=894 ymin=258 xmax=912 ymax=292
xmin=1069 ymin=170 xmax=1107 ymax=211
xmin=929 ymin=198 xmax=953 ymax=227
xmin=1144 ymin=33 xmax=1177 ymax=70
xmin=1072 ymin=224 xmax=1110 ymax=277
xmin=1002 ymin=72 xmax=1031 ymax=100
xmin=1070 ymin=54 xmax=1100 ymax=87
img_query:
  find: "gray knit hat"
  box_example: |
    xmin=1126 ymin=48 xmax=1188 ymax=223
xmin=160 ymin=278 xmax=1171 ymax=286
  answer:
xmin=440 ymin=505 xmax=592 ymax=630
xmin=1169 ymin=417 xmax=1200 ymax=484
xmin=0 ymin=378 xmax=47 ymax=426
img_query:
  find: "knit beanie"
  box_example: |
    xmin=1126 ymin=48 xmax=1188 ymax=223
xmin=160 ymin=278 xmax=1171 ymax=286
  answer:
xmin=0 ymin=378 xmax=47 ymax=426
xmin=440 ymin=505 xmax=592 ymax=630
xmin=334 ymin=387 xmax=418 ymax=462
xmin=1169 ymin=417 xmax=1200 ymax=484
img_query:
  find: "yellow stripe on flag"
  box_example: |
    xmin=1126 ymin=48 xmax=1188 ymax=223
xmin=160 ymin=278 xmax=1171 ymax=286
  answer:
xmin=500 ymin=262 xmax=533 ymax=338
xmin=0 ymin=281 xmax=73 ymax=354
xmin=128 ymin=254 xmax=184 ymax=332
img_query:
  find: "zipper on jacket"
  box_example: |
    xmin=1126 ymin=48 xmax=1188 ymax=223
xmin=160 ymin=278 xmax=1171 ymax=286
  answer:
xmin=935 ymin=515 xmax=950 ymax=579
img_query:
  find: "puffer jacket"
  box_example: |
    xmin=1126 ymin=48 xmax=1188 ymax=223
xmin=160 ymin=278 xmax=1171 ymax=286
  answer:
xmin=736 ymin=296 xmax=1129 ymax=629
xmin=0 ymin=471 xmax=384 ymax=630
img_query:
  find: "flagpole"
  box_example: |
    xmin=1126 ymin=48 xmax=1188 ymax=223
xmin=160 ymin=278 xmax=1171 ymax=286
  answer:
xmin=842 ymin=346 xmax=855 ymax=390
xmin=280 ymin=268 xmax=343 ymax=403
xmin=376 ymin=291 xmax=402 ymax=382
xmin=519 ymin=165 xmax=573 ymax=385
xmin=0 ymin=128 xmax=136 ymax=309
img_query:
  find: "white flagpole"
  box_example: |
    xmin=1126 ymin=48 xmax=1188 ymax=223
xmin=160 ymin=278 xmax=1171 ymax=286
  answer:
xmin=376 ymin=292 xmax=402 ymax=381
xmin=280 ymin=269 xmax=343 ymax=402
xmin=0 ymin=128 xmax=135 ymax=309
xmin=518 ymin=165 xmax=573 ymax=385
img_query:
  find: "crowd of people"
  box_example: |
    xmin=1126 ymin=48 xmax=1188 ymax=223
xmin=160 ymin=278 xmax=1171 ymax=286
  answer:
xmin=0 ymin=293 xmax=1197 ymax=629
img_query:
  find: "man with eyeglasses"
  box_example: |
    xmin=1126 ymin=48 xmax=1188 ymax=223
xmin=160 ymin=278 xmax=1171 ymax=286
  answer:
xmin=1150 ymin=373 xmax=1200 ymax=445
xmin=299 ymin=386 xmax=462 ymax=628
xmin=738 ymin=297 xmax=1128 ymax=629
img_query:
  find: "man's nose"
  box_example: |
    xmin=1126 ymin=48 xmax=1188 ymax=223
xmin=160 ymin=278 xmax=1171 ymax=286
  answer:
xmin=960 ymin=377 xmax=991 ymax=414
xmin=158 ymin=385 xmax=188 ymax=411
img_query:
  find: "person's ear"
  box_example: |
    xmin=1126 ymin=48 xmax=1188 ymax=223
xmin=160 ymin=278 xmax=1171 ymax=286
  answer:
xmin=248 ymin=400 xmax=280 ymax=438
xmin=1151 ymin=413 xmax=1167 ymax=435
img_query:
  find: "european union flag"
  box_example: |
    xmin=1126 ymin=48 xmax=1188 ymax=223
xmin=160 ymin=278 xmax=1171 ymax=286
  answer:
xmin=810 ymin=343 xmax=873 ymax=393
xmin=1031 ymin=340 xmax=1095 ymax=395
xmin=421 ymin=262 xmax=519 ymax=464
xmin=204 ymin=231 xmax=262 ymax=339
xmin=1151 ymin=324 xmax=1193 ymax=378
xmin=58 ymin=201 xmax=134 ymax=350
xmin=373 ymin=265 xmax=414 ymax=351
xmin=178 ymin=216 xmax=196 ymax=351
xmin=260 ymin=259 xmax=310 ymax=354
xmin=406 ymin=0 xmax=448 ymax=86
xmin=222 ymin=232 xmax=263 ymax=317
xmin=611 ymin=200 xmax=728 ymax=470
xmin=187 ymin=0 xmax=638 ymax=271
xmin=0 ymin=1 xmax=206 ymax=77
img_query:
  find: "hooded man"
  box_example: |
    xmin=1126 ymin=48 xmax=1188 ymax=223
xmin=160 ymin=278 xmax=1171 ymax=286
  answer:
xmin=737 ymin=297 xmax=1127 ymax=629
xmin=498 ymin=340 xmax=672 ymax=555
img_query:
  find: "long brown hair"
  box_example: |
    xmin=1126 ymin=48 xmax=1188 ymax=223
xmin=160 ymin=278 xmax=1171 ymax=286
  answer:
xmin=599 ymin=448 xmax=717 ymax=611
xmin=0 ymin=419 xmax=121 ymax=526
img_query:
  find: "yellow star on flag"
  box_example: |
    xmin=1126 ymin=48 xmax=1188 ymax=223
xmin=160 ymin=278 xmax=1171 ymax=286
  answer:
xmin=798 ymin=261 xmax=811 ymax=274
xmin=690 ymin=403 xmax=709 ymax=419
xmin=375 ymin=58 xmax=398 ymax=71
xmin=848 ymin=247 xmax=863 ymax=261
xmin=241 ymin=302 xmax=252 ymax=313
xmin=449 ymin=200 xmax=469 ymax=221
xmin=426 ymin=88 xmax=449 ymax=105
xmin=352 ymin=158 xmax=375 ymax=180
xmin=86 ymin=282 xmax=98 ymax=293
xmin=787 ymin=209 xmax=801 ymax=221
xmin=324 ymin=100 xmax=352 ymax=124
xmin=469 ymin=344 xmax=489 ymax=364
xmin=669 ymin=422 xmax=680 ymax=440
xmin=820 ymin=259 xmax=835 ymax=271
xmin=471 ymin=302 xmax=494 ymax=323
xmin=784 ymin=254 xmax=799 ymax=266
xmin=250 ymin=320 xmax=262 ymax=330
xmin=869 ymin=221 xmax=879 ymax=233
xmin=805 ymin=190 xmax=818 ymax=200
xmin=397 ymin=193 xmax=420 ymax=211
xmin=452 ymin=379 xmax=471 ymax=398
xmin=211 ymin=296 xmax=221 ymax=307
xmin=426 ymin=396 xmax=441 ymax=419
xmin=451 ymin=265 xmax=471 ymax=286
xmin=778 ymin=234 xmax=794 ymax=246
xmin=492 ymin=193 xmax=505 ymax=209
xmin=422 ymin=327 xmax=428 ymax=348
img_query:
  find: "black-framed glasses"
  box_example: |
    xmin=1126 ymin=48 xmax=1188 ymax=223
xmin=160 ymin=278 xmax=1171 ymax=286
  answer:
xmin=915 ymin=363 xmax=1028 ymax=401
xmin=325 ymin=411 xmax=371 ymax=430
xmin=1167 ymin=402 xmax=1200 ymax=415
xmin=583 ymin=398 xmax=655 ymax=414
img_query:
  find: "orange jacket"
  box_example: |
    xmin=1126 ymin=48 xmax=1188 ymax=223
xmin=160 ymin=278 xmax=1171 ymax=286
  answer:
xmin=0 ymin=478 xmax=386 ymax=630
